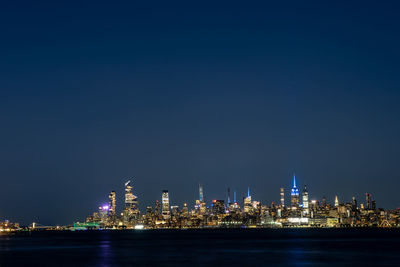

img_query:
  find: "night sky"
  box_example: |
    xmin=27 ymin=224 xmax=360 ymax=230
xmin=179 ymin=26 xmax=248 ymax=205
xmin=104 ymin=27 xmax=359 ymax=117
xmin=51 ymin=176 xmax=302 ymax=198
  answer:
xmin=1 ymin=1 xmax=400 ymax=225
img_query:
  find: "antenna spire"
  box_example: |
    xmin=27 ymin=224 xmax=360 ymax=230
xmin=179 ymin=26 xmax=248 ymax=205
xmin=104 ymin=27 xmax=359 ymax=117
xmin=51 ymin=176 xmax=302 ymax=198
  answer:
xmin=293 ymin=173 xmax=297 ymax=188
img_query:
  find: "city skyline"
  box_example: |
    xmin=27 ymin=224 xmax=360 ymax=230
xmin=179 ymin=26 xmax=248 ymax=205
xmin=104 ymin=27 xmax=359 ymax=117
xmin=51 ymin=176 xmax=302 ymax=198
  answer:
xmin=0 ymin=171 xmax=395 ymax=226
xmin=73 ymin=174 xmax=390 ymax=230
xmin=2 ymin=2 xmax=400 ymax=266
xmin=1 ymin=1 xmax=400 ymax=226
xmin=0 ymin=170 xmax=395 ymax=226
xmin=91 ymin=175 xmax=380 ymax=217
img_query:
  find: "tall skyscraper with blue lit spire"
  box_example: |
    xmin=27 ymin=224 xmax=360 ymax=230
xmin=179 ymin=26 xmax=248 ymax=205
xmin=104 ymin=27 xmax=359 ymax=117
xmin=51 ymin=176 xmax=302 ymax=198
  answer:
xmin=243 ymin=187 xmax=252 ymax=213
xmin=291 ymin=174 xmax=300 ymax=208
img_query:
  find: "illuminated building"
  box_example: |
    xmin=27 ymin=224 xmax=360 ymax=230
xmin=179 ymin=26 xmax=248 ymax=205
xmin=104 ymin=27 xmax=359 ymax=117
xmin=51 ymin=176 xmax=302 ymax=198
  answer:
xmin=98 ymin=204 xmax=109 ymax=223
xmin=195 ymin=199 xmax=201 ymax=211
xmin=290 ymin=174 xmax=299 ymax=209
xmin=146 ymin=206 xmax=153 ymax=215
xmin=334 ymin=195 xmax=339 ymax=207
xmin=352 ymin=196 xmax=357 ymax=210
xmin=302 ymin=185 xmax=309 ymax=215
xmin=162 ymin=190 xmax=170 ymax=219
xmin=181 ymin=203 xmax=189 ymax=216
xmin=199 ymin=202 xmax=206 ymax=215
xmin=228 ymin=190 xmax=240 ymax=211
xmin=155 ymin=200 xmax=161 ymax=216
xmin=366 ymin=193 xmax=372 ymax=210
xmin=199 ymin=184 xmax=204 ymax=202
xmin=171 ymin=205 xmax=179 ymax=217
xmin=124 ymin=180 xmax=139 ymax=221
xmin=243 ymin=187 xmax=252 ymax=213
xmin=321 ymin=196 xmax=327 ymax=208
xmin=288 ymin=217 xmax=309 ymax=225
xmin=108 ymin=191 xmax=116 ymax=216
xmin=212 ymin=200 xmax=225 ymax=215
xmin=280 ymin=188 xmax=285 ymax=207
xmin=230 ymin=202 xmax=240 ymax=211
xmin=277 ymin=208 xmax=282 ymax=217
xmin=252 ymin=201 xmax=260 ymax=210
xmin=196 ymin=184 xmax=206 ymax=215
xmin=0 ymin=220 xmax=20 ymax=232
xmin=198 ymin=184 xmax=206 ymax=215
xmin=227 ymin=187 xmax=231 ymax=205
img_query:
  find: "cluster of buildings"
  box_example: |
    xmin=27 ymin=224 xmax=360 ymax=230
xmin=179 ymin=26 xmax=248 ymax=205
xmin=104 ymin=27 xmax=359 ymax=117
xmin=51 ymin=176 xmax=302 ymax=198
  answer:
xmin=0 ymin=220 xmax=21 ymax=232
xmin=79 ymin=175 xmax=400 ymax=230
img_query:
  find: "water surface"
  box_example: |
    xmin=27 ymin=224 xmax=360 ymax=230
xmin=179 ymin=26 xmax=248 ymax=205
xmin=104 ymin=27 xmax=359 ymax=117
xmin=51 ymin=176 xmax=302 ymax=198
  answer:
xmin=1 ymin=228 xmax=399 ymax=266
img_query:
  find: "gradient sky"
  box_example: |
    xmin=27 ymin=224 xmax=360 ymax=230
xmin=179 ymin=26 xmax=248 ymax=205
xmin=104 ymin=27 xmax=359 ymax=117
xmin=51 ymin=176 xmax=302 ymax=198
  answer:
xmin=1 ymin=1 xmax=400 ymax=225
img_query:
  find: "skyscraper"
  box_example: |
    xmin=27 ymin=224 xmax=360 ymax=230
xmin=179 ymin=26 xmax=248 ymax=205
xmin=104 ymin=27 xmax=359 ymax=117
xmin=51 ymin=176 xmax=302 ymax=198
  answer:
xmin=302 ymin=185 xmax=309 ymax=215
xmin=197 ymin=184 xmax=206 ymax=215
xmin=334 ymin=195 xmax=339 ymax=207
xmin=108 ymin=191 xmax=116 ymax=216
xmin=227 ymin=187 xmax=231 ymax=205
xmin=229 ymin=190 xmax=240 ymax=211
xmin=366 ymin=193 xmax=372 ymax=210
xmin=199 ymin=184 xmax=204 ymax=202
xmin=321 ymin=196 xmax=327 ymax=208
xmin=243 ymin=187 xmax=252 ymax=213
xmin=280 ymin=188 xmax=285 ymax=207
xmin=162 ymin=190 xmax=170 ymax=219
xmin=181 ymin=203 xmax=189 ymax=216
xmin=290 ymin=174 xmax=300 ymax=209
xmin=155 ymin=200 xmax=161 ymax=216
xmin=124 ymin=180 xmax=139 ymax=220
xmin=212 ymin=200 xmax=225 ymax=215
xmin=352 ymin=196 xmax=357 ymax=210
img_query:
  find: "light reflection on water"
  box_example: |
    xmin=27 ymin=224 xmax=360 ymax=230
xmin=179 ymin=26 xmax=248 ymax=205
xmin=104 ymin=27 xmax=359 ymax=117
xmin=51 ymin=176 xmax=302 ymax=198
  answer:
xmin=0 ymin=229 xmax=399 ymax=266
xmin=97 ymin=233 xmax=113 ymax=267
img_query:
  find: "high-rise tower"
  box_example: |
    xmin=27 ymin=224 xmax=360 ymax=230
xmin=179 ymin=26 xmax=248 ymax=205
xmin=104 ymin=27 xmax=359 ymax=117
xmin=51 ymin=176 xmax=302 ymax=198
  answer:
xmin=155 ymin=200 xmax=161 ymax=216
xmin=197 ymin=184 xmax=206 ymax=215
xmin=162 ymin=190 xmax=170 ymax=219
xmin=321 ymin=196 xmax=327 ymax=208
xmin=280 ymin=188 xmax=285 ymax=207
xmin=243 ymin=187 xmax=252 ymax=213
xmin=108 ymin=191 xmax=116 ymax=216
xmin=302 ymin=185 xmax=309 ymax=215
xmin=366 ymin=193 xmax=372 ymax=210
xmin=334 ymin=195 xmax=339 ymax=207
xmin=124 ymin=180 xmax=139 ymax=219
xmin=199 ymin=184 xmax=204 ymax=202
xmin=352 ymin=196 xmax=357 ymax=210
xmin=290 ymin=174 xmax=300 ymax=209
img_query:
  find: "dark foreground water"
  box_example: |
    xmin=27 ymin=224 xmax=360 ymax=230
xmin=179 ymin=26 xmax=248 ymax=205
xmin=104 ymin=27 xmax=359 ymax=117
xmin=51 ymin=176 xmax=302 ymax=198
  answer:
xmin=1 ymin=228 xmax=400 ymax=266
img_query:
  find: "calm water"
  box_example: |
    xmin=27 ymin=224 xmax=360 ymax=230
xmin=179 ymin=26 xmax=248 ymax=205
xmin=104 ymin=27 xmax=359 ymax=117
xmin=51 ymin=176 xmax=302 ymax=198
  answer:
xmin=0 ymin=228 xmax=399 ymax=266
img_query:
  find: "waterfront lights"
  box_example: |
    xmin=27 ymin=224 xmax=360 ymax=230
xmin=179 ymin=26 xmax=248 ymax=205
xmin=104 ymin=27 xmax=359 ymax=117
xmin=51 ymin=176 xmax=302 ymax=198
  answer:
xmin=134 ymin=224 xmax=144 ymax=230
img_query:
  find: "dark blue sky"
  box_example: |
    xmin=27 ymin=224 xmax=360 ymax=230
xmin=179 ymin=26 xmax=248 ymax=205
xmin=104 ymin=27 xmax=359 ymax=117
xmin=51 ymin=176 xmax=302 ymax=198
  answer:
xmin=1 ymin=1 xmax=400 ymax=225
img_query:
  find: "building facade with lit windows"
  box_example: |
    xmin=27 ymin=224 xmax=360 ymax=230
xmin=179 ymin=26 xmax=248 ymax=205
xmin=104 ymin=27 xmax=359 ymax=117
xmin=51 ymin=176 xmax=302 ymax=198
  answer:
xmin=162 ymin=190 xmax=170 ymax=219
xmin=123 ymin=180 xmax=139 ymax=223
xmin=291 ymin=174 xmax=300 ymax=209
